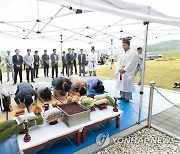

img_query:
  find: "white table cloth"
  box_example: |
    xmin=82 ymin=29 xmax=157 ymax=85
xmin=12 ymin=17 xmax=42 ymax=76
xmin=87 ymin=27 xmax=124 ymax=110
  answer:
xmin=17 ymin=106 xmax=123 ymax=152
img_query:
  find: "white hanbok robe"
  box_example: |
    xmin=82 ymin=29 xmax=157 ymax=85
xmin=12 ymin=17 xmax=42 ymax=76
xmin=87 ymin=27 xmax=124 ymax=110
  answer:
xmin=115 ymin=49 xmax=138 ymax=93
xmin=88 ymin=52 xmax=97 ymax=72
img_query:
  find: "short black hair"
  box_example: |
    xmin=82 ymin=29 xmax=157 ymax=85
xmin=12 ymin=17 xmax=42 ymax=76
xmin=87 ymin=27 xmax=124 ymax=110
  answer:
xmin=27 ymin=49 xmax=31 ymax=51
xmin=34 ymin=50 xmax=38 ymax=53
xmin=40 ymin=87 xmax=51 ymax=101
xmin=94 ymin=84 xmax=104 ymax=93
xmin=137 ymin=47 xmax=142 ymax=50
xmin=62 ymin=51 xmax=65 ymax=53
xmin=53 ymin=49 xmax=56 ymax=51
xmin=24 ymin=95 xmax=33 ymax=107
xmin=79 ymin=87 xmax=87 ymax=96
xmin=64 ymin=82 xmax=71 ymax=92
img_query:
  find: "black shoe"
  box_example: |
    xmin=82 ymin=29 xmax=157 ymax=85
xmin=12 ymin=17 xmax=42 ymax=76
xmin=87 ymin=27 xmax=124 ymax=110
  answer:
xmin=117 ymin=97 xmax=124 ymax=100
xmin=138 ymin=82 xmax=141 ymax=85
xmin=31 ymin=80 xmax=35 ymax=83
xmin=79 ymin=74 xmax=81 ymax=76
xmin=13 ymin=83 xmax=16 ymax=85
xmin=36 ymin=77 xmax=39 ymax=78
xmin=90 ymin=74 xmax=91 ymax=76
xmin=124 ymin=99 xmax=129 ymax=102
xmin=27 ymin=80 xmax=29 ymax=83
xmin=47 ymin=75 xmax=49 ymax=77
xmin=94 ymin=74 xmax=96 ymax=76
xmin=173 ymin=83 xmax=178 ymax=88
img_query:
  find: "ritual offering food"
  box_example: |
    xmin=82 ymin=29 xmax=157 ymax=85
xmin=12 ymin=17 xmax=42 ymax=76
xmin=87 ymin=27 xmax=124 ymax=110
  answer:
xmin=52 ymin=101 xmax=61 ymax=107
xmin=67 ymin=96 xmax=72 ymax=102
xmin=94 ymin=99 xmax=108 ymax=105
xmin=15 ymin=109 xmax=25 ymax=117
xmin=57 ymin=102 xmax=90 ymax=127
xmin=33 ymin=106 xmax=42 ymax=115
xmin=80 ymin=97 xmax=94 ymax=110
xmin=0 ymin=116 xmax=43 ymax=143
xmin=94 ymin=94 xmax=107 ymax=100
xmin=44 ymin=108 xmax=62 ymax=124
xmin=87 ymin=94 xmax=95 ymax=99
xmin=106 ymin=96 xmax=115 ymax=106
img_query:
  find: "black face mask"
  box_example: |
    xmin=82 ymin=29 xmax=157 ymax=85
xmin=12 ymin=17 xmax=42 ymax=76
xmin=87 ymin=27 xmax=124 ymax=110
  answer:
xmin=74 ymin=88 xmax=79 ymax=92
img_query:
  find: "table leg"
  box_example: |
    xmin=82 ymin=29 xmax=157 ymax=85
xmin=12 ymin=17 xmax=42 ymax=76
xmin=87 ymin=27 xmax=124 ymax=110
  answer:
xmin=116 ymin=116 xmax=120 ymax=128
xmin=76 ymin=131 xmax=80 ymax=146
xmin=82 ymin=128 xmax=86 ymax=143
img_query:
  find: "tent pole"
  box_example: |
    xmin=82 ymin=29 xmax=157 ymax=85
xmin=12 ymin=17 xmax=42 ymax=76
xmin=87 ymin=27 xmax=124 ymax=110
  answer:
xmin=60 ymin=35 xmax=63 ymax=77
xmin=138 ymin=21 xmax=149 ymax=124
xmin=110 ymin=39 xmax=113 ymax=80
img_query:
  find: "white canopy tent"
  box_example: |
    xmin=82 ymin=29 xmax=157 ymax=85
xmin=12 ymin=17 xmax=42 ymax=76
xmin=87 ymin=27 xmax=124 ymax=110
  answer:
xmin=0 ymin=0 xmax=180 ymax=123
xmin=39 ymin=0 xmax=180 ymax=123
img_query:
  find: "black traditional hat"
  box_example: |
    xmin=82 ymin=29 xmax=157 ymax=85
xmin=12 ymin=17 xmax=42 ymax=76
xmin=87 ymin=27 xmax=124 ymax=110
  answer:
xmin=91 ymin=46 xmax=95 ymax=51
xmin=122 ymin=36 xmax=132 ymax=46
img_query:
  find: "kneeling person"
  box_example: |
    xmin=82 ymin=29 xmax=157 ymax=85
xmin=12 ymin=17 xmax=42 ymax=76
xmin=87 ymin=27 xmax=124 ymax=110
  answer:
xmin=35 ymin=81 xmax=52 ymax=101
xmin=87 ymin=78 xmax=105 ymax=93
xmin=52 ymin=77 xmax=72 ymax=100
xmin=14 ymin=82 xmax=37 ymax=107
xmin=0 ymin=83 xmax=12 ymax=112
xmin=69 ymin=75 xmax=87 ymax=96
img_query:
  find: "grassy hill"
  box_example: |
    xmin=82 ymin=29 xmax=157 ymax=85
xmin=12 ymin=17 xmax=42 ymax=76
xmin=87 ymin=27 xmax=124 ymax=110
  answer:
xmin=147 ymin=40 xmax=180 ymax=52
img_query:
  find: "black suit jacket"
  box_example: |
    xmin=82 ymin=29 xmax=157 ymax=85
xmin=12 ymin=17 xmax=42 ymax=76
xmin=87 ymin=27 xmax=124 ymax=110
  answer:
xmin=66 ymin=53 xmax=74 ymax=65
xmin=34 ymin=55 xmax=40 ymax=66
xmin=12 ymin=55 xmax=23 ymax=69
xmin=78 ymin=54 xmax=86 ymax=64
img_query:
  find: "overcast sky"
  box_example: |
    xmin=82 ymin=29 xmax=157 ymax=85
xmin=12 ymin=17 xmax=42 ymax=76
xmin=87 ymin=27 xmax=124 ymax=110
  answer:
xmin=0 ymin=0 xmax=179 ymax=55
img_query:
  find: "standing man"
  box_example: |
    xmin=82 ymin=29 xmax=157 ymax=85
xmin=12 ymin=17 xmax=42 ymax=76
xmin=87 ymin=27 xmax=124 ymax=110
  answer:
xmin=33 ymin=50 xmax=40 ymax=78
xmin=42 ymin=50 xmax=49 ymax=77
xmin=50 ymin=49 xmax=59 ymax=79
xmin=115 ymin=38 xmax=138 ymax=102
xmin=66 ymin=48 xmax=74 ymax=77
xmin=24 ymin=49 xmax=35 ymax=83
xmin=135 ymin=47 xmax=143 ymax=85
xmin=5 ymin=50 xmax=14 ymax=82
xmin=12 ymin=49 xmax=23 ymax=85
xmin=0 ymin=55 xmax=2 ymax=83
xmin=78 ymin=49 xmax=86 ymax=76
xmin=62 ymin=51 xmax=67 ymax=76
xmin=72 ymin=48 xmax=77 ymax=74
xmin=88 ymin=46 xmax=97 ymax=76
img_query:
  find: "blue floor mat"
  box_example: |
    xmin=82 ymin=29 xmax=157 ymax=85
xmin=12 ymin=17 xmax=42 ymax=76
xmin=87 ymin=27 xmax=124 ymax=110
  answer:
xmin=26 ymin=79 xmax=180 ymax=154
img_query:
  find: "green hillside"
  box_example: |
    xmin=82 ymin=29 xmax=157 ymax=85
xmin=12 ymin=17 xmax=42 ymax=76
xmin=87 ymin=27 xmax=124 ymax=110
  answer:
xmin=147 ymin=40 xmax=180 ymax=52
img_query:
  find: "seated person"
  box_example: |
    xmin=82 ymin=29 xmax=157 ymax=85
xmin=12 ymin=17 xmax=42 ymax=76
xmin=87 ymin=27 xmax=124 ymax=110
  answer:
xmin=14 ymin=82 xmax=37 ymax=108
xmin=52 ymin=77 xmax=72 ymax=100
xmin=87 ymin=78 xmax=105 ymax=93
xmin=0 ymin=83 xmax=12 ymax=111
xmin=69 ymin=75 xmax=88 ymax=96
xmin=35 ymin=81 xmax=52 ymax=101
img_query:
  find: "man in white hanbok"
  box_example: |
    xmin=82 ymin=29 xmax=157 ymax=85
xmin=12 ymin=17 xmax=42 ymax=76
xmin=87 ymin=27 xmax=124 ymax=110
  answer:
xmin=115 ymin=38 xmax=138 ymax=102
xmin=88 ymin=47 xmax=97 ymax=76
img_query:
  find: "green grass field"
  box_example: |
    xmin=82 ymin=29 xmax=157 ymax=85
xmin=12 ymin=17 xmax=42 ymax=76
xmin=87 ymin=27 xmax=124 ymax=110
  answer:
xmin=97 ymin=51 xmax=180 ymax=92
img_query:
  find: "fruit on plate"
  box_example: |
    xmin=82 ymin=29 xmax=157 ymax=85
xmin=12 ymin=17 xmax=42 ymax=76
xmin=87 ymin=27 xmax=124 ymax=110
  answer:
xmin=67 ymin=96 xmax=72 ymax=102
xmin=33 ymin=106 xmax=42 ymax=115
xmin=52 ymin=101 xmax=61 ymax=107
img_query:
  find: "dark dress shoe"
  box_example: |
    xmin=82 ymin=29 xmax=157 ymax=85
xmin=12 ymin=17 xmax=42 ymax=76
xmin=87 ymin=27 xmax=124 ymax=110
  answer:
xmin=173 ymin=83 xmax=178 ymax=88
xmin=31 ymin=80 xmax=35 ymax=83
xmin=118 ymin=97 xmax=125 ymax=100
xmin=124 ymin=99 xmax=129 ymax=102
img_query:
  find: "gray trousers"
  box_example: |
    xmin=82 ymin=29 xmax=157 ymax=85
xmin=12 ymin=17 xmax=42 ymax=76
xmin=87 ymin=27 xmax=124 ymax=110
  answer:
xmin=79 ymin=63 xmax=85 ymax=76
xmin=67 ymin=64 xmax=73 ymax=77
xmin=7 ymin=66 xmax=14 ymax=80
xmin=120 ymin=91 xmax=132 ymax=100
xmin=135 ymin=64 xmax=142 ymax=83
